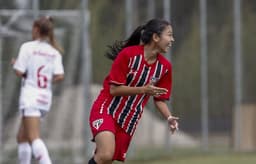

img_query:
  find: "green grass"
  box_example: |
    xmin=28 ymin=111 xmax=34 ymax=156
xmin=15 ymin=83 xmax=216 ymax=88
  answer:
xmin=3 ymin=147 xmax=256 ymax=164
xmin=124 ymin=152 xmax=256 ymax=164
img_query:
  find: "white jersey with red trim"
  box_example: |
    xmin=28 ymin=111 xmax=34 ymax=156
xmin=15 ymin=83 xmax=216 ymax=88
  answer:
xmin=13 ymin=40 xmax=64 ymax=111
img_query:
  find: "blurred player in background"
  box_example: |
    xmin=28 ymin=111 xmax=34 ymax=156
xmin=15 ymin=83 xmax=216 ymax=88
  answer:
xmin=88 ymin=18 xmax=178 ymax=164
xmin=12 ymin=16 xmax=64 ymax=164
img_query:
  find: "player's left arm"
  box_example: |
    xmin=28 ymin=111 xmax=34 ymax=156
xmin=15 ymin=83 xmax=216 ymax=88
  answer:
xmin=53 ymin=54 xmax=64 ymax=83
xmin=53 ymin=74 xmax=64 ymax=83
xmin=154 ymin=100 xmax=179 ymax=134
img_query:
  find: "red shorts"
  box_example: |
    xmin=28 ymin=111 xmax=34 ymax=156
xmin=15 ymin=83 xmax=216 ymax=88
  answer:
xmin=89 ymin=108 xmax=132 ymax=161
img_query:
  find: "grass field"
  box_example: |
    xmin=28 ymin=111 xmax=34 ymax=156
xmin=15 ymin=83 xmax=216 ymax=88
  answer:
xmin=125 ymin=153 xmax=256 ymax=164
xmin=3 ymin=148 xmax=256 ymax=164
xmin=121 ymin=147 xmax=256 ymax=164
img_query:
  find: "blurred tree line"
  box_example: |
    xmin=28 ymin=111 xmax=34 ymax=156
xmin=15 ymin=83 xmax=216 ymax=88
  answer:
xmin=2 ymin=0 xmax=256 ymax=132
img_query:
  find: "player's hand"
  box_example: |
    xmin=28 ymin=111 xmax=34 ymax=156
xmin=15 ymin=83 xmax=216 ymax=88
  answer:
xmin=144 ymin=83 xmax=167 ymax=96
xmin=167 ymin=116 xmax=179 ymax=134
xmin=10 ymin=58 xmax=16 ymax=65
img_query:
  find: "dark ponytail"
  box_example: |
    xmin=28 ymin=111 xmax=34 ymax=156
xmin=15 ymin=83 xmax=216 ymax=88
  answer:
xmin=105 ymin=18 xmax=170 ymax=60
xmin=105 ymin=25 xmax=144 ymax=60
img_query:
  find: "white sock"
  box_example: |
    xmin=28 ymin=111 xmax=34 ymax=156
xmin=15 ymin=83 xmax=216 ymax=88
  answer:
xmin=18 ymin=142 xmax=32 ymax=164
xmin=31 ymin=139 xmax=52 ymax=164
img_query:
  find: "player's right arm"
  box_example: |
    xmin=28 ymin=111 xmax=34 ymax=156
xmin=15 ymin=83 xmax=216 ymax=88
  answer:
xmin=12 ymin=43 xmax=29 ymax=78
xmin=11 ymin=58 xmax=26 ymax=77
xmin=14 ymin=69 xmax=26 ymax=78
xmin=109 ymin=83 xmax=167 ymax=96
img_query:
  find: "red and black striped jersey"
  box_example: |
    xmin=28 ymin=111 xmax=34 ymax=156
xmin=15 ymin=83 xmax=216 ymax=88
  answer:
xmin=91 ymin=45 xmax=172 ymax=136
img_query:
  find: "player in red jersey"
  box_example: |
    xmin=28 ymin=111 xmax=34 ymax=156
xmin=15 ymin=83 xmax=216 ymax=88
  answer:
xmin=88 ymin=18 xmax=178 ymax=164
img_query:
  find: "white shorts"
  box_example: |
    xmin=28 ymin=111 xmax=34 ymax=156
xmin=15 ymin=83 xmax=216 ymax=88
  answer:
xmin=20 ymin=108 xmax=47 ymax=117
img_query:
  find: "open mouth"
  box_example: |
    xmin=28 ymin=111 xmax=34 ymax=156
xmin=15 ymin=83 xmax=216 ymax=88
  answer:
xmin=166 ymin=43 xmax=172 ymax=49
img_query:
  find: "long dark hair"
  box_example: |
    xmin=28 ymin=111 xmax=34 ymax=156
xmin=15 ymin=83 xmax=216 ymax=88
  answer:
xmin=33 ymin=16 xmax=64 ymax=54
xmin=105 ymin=18 xmax=170 ymax=60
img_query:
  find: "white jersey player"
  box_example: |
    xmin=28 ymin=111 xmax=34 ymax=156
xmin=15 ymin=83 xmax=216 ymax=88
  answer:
xmin=14 ymin=40 xmax=64 ymax=113
xmin=13 ymin=16 xmax=64 ymax=164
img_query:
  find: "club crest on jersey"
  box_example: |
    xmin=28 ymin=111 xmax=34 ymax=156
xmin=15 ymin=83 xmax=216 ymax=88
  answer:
xmin=92 ymin=118 xmax=103 ymax=130
xmin=150 ymin=77 xmax=160 ymax=85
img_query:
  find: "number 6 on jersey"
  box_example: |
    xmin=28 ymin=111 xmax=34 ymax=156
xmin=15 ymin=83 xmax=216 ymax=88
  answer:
xmin=37 ymin=65 xmax=48 ymax=88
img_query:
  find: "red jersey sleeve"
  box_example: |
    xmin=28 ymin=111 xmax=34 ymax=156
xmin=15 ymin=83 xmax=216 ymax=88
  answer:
xmin=109 ymin=49 xmax=129 ymax=85
xmin=154 ymin=63 xmax=172 ymax=101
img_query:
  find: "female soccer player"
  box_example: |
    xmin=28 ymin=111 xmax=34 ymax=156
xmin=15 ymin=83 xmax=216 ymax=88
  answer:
xmin=13 ymin=16 xmax=64 ymax=164
xmin=88 ymin=18 xmax=179 ymax=164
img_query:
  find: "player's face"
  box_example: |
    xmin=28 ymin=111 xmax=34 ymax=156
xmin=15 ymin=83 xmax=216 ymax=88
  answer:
xmin=157 ymin=25 xmax=175 ymax=53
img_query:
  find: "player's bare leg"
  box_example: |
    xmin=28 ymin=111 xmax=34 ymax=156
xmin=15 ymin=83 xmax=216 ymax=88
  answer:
xmin=22 ymin=117 xmax=40 ymax=142
xmin=17 ymin=120 xmax=32 ymax=164
xmin=23 ymin=117 xmax=52 ymax=164
xmin=91 ymin=131 xmax=115 ymax=164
